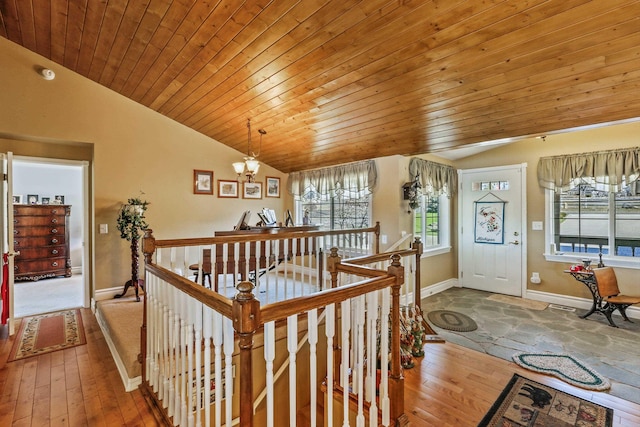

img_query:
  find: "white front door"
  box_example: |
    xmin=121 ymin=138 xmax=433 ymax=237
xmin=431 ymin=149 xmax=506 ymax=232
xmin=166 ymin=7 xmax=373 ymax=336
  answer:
xmin=458 ymin=164 xmax=526 ymax=296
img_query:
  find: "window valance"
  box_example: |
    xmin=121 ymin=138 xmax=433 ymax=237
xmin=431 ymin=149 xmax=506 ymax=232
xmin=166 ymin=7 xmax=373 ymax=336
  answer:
xmin=287 ymin=160 xmax=377 ymax=196
xmin=408 ymin=157 xmax=457 ymax=197
xmin=537 ymin=147 xmax=640 ymax=191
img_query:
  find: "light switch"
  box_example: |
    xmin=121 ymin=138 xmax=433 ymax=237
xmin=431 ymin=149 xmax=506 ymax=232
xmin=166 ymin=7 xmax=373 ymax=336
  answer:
xmin=99 ymin=224 xmax=108 ymax=234
xmin=531 ymin=221 xmax=543 ymax=231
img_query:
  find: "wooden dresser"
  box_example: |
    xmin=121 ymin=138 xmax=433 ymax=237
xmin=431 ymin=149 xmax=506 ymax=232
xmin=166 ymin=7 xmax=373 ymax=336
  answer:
xmin=13 ymin=204 xmax=72 ymax=281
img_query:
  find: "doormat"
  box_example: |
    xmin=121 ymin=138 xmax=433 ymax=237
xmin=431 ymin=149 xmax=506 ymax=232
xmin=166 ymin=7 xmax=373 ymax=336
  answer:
xmin=513 ymin=353 xmax=610 ymax=391
xmin=478 ymin=374 xmax=613 ymax=427
xmin=8 ymin=309 xmax=86 ymax=362
xmin=487 ymin=294 xmax=549 ymax=311
xmin=426 ymin=310 xmax=477 ymax=332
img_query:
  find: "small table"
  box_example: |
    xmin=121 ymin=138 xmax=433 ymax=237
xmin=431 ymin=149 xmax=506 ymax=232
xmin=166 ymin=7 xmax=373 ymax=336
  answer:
xmin=564 ymin=270 xmax=603 ymax=320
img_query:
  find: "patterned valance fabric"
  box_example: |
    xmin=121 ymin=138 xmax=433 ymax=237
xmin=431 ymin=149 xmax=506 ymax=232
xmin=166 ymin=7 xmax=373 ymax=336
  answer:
xmin=287 ymin=160 xmax=377 ymax=196
xmin=408 ymin=157 xmax=457 ymax=197
xmin=537 ymin=147 xmax=640 ymax=191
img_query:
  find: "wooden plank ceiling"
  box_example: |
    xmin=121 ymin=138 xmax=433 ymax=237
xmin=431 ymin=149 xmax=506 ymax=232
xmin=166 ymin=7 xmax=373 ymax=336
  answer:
xmin=1 ymin=1 xmax=639 ymax=173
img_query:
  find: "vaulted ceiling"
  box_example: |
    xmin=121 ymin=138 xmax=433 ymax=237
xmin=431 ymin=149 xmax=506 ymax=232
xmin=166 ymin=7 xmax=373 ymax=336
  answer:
xmin=1 ymin=1 xmax=639 ymax=173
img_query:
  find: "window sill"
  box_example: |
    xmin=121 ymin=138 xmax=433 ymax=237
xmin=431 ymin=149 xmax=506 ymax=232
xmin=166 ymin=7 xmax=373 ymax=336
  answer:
xmin=544 ymin=253 xmax=640 ymax=269
xmin=421 ymin=246 xmax=452 ymax=258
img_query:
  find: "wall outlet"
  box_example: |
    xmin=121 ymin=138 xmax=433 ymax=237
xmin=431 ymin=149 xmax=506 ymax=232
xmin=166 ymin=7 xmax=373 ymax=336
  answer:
xmin=381 ymin=234 xmax=388 ymax=244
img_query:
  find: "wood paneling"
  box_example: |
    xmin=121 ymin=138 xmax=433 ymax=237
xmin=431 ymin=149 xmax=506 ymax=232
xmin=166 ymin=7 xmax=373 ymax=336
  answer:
xmin=2 ymin=1 xmax=639 ymax=172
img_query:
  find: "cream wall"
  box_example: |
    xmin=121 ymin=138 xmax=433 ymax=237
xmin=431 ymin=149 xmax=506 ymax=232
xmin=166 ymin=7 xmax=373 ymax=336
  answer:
xmin=453 ymin=121 xmax=640 ymax=299
xmin=0 ymin=38 xmax=287 ymax=293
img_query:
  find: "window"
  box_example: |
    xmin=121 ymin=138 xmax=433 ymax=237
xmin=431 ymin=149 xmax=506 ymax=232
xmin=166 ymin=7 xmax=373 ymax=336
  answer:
xmin=296 ymin=185 xmax=371 ymax=229
xmin=414 ymin=193 xmax=450 ymax=255
xmin=548 ymin=177 xmax=640 ymax=261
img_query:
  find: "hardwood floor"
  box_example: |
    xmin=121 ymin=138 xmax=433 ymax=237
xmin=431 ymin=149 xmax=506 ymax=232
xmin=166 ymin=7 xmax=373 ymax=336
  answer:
xmin=1 ymin=308 xmax=639 ymax=426
xmin=406 ymin=343 xmax=640 ymax=426
xmin=0 ymin=308 xmax=158 ymax=426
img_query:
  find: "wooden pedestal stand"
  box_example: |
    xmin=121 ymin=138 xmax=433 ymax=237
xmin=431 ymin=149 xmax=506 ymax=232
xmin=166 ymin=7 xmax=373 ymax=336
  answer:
xmin=114 ymin=233 xmax=144 ymax=302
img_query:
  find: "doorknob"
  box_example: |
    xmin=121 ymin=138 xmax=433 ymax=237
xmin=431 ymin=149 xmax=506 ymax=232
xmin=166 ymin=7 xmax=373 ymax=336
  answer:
xmin=509 ymin=240 xmax=520 ymax=245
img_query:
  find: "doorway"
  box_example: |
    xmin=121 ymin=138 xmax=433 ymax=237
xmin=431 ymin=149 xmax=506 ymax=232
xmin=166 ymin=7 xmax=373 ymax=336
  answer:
xmin=458 ymin=163 xmax=527 ymax=296
xmin=11 ymin=157 xmax=89 ymax=317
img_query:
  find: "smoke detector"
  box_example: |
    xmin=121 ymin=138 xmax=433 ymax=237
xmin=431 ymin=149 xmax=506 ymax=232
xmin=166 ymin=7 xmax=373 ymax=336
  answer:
xmin=40 ymin=68 xmax=55 ymax=80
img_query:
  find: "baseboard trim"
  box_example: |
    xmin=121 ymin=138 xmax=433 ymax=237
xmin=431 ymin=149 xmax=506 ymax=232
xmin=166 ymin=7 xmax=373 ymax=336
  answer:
xmin=525 ymin=289 xmax=640 ymax=320
xmin=420 ymin=278 xmax=459 ymax=300
xmin=95 ymin=307 xmax=142 ymax=392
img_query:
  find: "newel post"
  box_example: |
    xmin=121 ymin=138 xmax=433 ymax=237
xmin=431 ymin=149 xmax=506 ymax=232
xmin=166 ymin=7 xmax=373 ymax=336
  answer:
xmin=387 ymin=254 xmax=409 ymax=426
xmin=233 ymin=281 xmax=261 ymax=427
xmin=412 ymin=237 xmax=423 ymax=309
xmin=139 ymin=229 xmax=155 ymax=382
xmin=326 ymin=247 xmax=342 ymax=289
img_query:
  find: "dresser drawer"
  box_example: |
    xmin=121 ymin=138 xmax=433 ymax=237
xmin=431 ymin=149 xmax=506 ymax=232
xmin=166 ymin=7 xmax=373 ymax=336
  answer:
xmin=14 ymin=257 xmax=68 ymax=274
xmin=14 ymin=205 xmax=69 ymax=216
xmin=14 ymin=226 xmax=65 ymax=237
xmin=14 ymin=215 xmax=67 ymax=226
xmin=14 ymin=235 xmax=66 ymax=248
xmin=15 ymin=246 xmax=67 ymax=260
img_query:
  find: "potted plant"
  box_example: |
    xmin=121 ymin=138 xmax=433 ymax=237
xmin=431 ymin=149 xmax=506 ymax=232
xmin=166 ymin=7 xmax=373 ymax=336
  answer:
xmin=114 ymin=197 xmax=149 ymax=301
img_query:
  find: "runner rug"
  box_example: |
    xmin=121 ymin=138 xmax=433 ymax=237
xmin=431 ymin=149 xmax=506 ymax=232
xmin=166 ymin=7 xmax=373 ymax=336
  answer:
xmin=478 ymin=374 xmax=613 ymax=427
xmin=8 ymin=309 xmax=86 ymax=362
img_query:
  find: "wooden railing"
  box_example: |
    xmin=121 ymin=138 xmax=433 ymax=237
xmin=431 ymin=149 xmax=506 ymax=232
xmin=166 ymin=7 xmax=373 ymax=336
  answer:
xmin=138 ymin=225 xmax=421 ymax=427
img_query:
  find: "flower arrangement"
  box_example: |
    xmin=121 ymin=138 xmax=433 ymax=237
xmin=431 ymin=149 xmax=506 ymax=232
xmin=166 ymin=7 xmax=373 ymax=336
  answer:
xmin=116 ymin=197 xmax=149 ymax=241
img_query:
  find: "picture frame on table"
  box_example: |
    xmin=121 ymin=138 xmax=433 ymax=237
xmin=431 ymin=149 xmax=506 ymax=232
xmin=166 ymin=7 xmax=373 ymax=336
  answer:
xmin=27 ymin=194 xmax=39 ymax=205
xmin=13 ymin=195 xmax=23 ymax=204
xmin=194 ymin=170 xmax=214 ymax=195
xmin=265 ymin=176 xmax=280 ymax=198
xmin=41 ymin=197 xmax=50 ymax=204
xmin=242 ymin=182 xmax=262 ymax=199
xmin=54 ymin=195 xmax=65 ymax=204
xmin=218 ymin=180 xmax=239 ymax=198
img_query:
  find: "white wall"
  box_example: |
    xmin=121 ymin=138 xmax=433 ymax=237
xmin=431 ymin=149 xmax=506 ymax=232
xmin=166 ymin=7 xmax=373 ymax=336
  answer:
xmin=12 ymin=160 xmax=84 ymax=268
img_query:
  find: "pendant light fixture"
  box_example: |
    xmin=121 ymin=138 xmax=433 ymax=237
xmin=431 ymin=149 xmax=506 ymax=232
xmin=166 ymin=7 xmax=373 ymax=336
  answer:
xmin=233 ymin=119 xmax=266 ymax=182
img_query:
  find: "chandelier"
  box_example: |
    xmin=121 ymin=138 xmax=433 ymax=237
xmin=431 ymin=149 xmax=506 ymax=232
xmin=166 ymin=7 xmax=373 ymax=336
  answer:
xmin=233 ymin=119 xmax=266 ymax=182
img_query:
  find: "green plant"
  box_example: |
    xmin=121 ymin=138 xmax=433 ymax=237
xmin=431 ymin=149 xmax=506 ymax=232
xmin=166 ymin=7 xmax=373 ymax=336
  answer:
xmin=116 ymin=197 xmax=149 ymax=241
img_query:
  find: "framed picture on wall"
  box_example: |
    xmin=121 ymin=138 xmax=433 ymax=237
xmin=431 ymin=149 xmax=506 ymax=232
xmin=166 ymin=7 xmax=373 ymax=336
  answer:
xmin=218 ymin=180 xmax=239 ymax=198
xmin=194 ymin=170 xmax=214 ymax=195
xmin=265 ymin=176 xmax=280 ymax=198
xmin=242 ymin=182 xmax=262 ymax=199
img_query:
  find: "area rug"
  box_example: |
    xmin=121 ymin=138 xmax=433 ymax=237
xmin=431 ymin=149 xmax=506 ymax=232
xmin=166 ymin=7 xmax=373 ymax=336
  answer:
xmin=513 ymin=353 xmax=610 ymax=391
xmin=487 ymin=294 xmax=549 ymax=311
xmin=8 ymin=309 xmax=86 ymax=362
xmin=427 ymin=310 xmax=477 ymax=332
xmin=478 ymin=374 xmax=613 ymax=427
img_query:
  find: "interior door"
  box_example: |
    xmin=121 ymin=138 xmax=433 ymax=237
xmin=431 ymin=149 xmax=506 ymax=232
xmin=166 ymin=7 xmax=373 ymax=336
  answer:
xmin=458 ymin=164 xmax=526 ymax=296
xmin=1 ymin=152 xmax=16 ymax=334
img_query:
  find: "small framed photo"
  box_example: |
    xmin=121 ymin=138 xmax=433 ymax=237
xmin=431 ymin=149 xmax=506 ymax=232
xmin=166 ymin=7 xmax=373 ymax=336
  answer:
xmin=27 ymin=194 xmax=39 ymax=205
xmin=218 ymin=180 xmax=239 ymax=198
xmin=265 ymin=176 xmax=280 ymax=198
xmin=54 ymin=195 xmax=65 ymax=204
xmin=13 ymin=195 xmax=23 ymax=204
xmin=41 ymin=197 xmax=50 ymax=205
xmin=194 ymin=170 xmax=214 ymax=195
xmin=242 ymin=182 xmax=262 ymax=199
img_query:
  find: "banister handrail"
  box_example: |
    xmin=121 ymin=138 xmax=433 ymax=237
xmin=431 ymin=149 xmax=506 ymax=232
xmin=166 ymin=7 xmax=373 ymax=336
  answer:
xmin=149 ymin=223 xmax=380 ymax=249
xmin=260 ymin=275 xmax=396 ymax=323
xmin=145 ymin=263 xmax=234 ymax=317
xmin=345 ymin=248 xmax=416 ymax=265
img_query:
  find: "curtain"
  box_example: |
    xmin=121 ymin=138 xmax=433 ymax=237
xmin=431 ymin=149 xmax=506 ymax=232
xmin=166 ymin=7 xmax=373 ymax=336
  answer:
xmin=537 ymin=147 xmax=640 ymax=192
xmin=408 ymin=157 xmax=457 ymax=197
xmin=287 ymin=160 xmax=377 ymax=196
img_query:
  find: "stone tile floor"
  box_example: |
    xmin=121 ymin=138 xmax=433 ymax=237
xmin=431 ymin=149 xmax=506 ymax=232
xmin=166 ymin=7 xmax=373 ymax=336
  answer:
xmin=421 ymin=287 xmax=640 ymax=405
